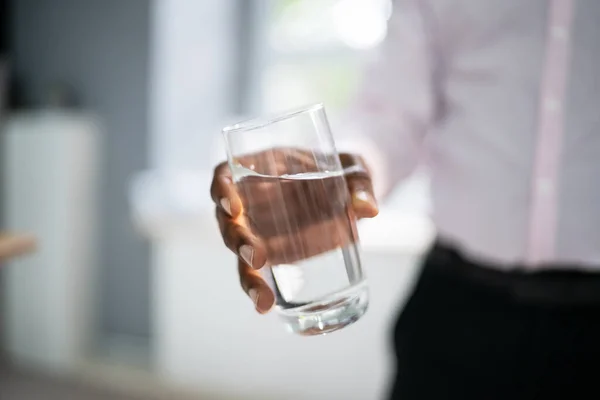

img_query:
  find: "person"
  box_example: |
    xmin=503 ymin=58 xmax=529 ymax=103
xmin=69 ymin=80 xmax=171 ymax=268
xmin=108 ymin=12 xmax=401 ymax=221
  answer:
xmin=211 ymin=0 xmax=600 ymax=398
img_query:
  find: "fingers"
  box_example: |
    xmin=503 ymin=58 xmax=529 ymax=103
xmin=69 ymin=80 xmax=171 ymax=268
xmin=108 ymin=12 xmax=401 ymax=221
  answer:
xmin=348 ymin=174 xmax=379 ymax=219
xmin=216 ymin=208 xmax=268 ymax=270
xmin=216 ymin=206 xmax=273 ymax=313
xmin=239 ymin=259 xmax=275 ymax=314
xmin=210 ymin=162 xmax=243 ymax=217
xmin=213 ymin=161 xmax=273 ymax=314
xmin=339 ymin=153 xmax=379 ymax=219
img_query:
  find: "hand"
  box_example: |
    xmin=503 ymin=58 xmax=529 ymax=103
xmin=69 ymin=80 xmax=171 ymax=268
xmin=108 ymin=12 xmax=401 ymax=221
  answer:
xmin=210 ymin=148 xmax=378 ymax=314
xmin=0 ymin=232 xmax=36 ymax=262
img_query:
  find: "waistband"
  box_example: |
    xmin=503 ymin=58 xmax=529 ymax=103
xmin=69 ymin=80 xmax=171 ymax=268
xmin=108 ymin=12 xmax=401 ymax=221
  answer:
xmin=427 ymin=241 xmax=600 ymax=306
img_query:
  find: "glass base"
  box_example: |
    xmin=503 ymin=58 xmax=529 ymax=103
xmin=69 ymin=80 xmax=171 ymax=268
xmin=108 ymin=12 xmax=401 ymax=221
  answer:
xmin=277 ymin=284 xmax=369 ymax=336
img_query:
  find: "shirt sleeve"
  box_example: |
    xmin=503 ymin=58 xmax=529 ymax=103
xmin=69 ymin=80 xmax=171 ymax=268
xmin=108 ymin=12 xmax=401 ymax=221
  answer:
xmin=336 ymin=0 xmax=442 ymax=199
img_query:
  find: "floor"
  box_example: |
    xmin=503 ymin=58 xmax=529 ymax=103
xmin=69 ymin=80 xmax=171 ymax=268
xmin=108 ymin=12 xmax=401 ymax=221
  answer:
xmin=0 ymin=360 xmax=235 ymax=400
xmin=0 ymin=364 xmax=143 ymax=400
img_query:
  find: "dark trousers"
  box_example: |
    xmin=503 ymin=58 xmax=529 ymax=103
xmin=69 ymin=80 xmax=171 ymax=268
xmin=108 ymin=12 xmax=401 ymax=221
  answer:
xmin=389 ymin=242 xmax=600 ymax=400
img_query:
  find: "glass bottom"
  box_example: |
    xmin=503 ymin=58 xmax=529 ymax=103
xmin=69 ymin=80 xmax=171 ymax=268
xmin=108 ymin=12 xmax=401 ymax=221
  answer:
xmin=276 ymin=283 xmax=369 ymax=336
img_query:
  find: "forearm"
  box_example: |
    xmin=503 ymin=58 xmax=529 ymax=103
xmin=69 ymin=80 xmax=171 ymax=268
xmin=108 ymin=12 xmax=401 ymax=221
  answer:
xmin=0 ymin=232 xmax=36 ymax=262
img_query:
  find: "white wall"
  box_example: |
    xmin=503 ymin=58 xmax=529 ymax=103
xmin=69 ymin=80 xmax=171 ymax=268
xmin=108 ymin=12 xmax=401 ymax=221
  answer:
xmin=149 ymin=0 xmax=238 ymax=170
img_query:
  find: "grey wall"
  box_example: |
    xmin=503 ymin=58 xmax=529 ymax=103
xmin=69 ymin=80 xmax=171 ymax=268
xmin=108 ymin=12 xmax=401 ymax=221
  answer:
xmin=11 ymin=0 xmax=151 ymax=340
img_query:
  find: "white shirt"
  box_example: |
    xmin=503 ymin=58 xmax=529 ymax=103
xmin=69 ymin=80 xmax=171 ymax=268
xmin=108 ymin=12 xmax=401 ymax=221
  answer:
xmin=342 ymin=0 xmax=600 ymax=270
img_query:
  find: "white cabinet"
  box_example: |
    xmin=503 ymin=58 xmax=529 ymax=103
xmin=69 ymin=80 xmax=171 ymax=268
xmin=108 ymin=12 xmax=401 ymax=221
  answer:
xmin=1 ymin=111 xmax=101 ymax=372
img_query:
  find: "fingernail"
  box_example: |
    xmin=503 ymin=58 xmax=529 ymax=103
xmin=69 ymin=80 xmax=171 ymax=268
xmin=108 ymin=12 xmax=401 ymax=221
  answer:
xmin=354 ymin=190 xmax=376 ymax=206
xmin=249 ymin=288 xmax=273 ymax=314
xmin=248 ymin=288 xmax=260 ymax=309
xmin=220 ymin=198 xmax=231 ymax=215
xmin=239 ymin=244 xmax=254 ymax=267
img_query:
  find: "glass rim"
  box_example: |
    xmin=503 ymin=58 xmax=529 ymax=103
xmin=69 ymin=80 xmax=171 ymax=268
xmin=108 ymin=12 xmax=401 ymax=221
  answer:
xmin=222 ymin=103 xmax=324 ymax=135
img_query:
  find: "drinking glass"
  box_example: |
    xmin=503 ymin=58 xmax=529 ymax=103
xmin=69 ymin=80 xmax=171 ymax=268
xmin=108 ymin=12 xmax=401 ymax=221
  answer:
xmin=222 ymin=103 xmax=368 ymax=336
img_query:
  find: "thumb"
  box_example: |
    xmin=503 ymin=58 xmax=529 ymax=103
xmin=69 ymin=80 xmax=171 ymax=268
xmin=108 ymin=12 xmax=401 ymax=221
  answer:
xmin=346 ymin=173 xmax=378 ymax=219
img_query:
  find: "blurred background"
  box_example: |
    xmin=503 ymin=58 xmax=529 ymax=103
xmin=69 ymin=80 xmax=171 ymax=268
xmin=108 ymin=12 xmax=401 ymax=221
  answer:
xmin=0 ymin=0 xmax=433 ymax=399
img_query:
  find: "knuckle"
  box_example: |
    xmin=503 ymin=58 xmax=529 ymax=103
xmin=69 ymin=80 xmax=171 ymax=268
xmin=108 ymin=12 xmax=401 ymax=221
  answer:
xmin=224 ymin=221 xmax=238 ymax=248
xmin=213 ymin=161 xmax=229 ymax=175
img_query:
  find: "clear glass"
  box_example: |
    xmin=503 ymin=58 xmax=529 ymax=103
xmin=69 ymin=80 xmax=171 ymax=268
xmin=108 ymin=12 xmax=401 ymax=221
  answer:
xmin=222 ymin=103 xmax=368 ymax=335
